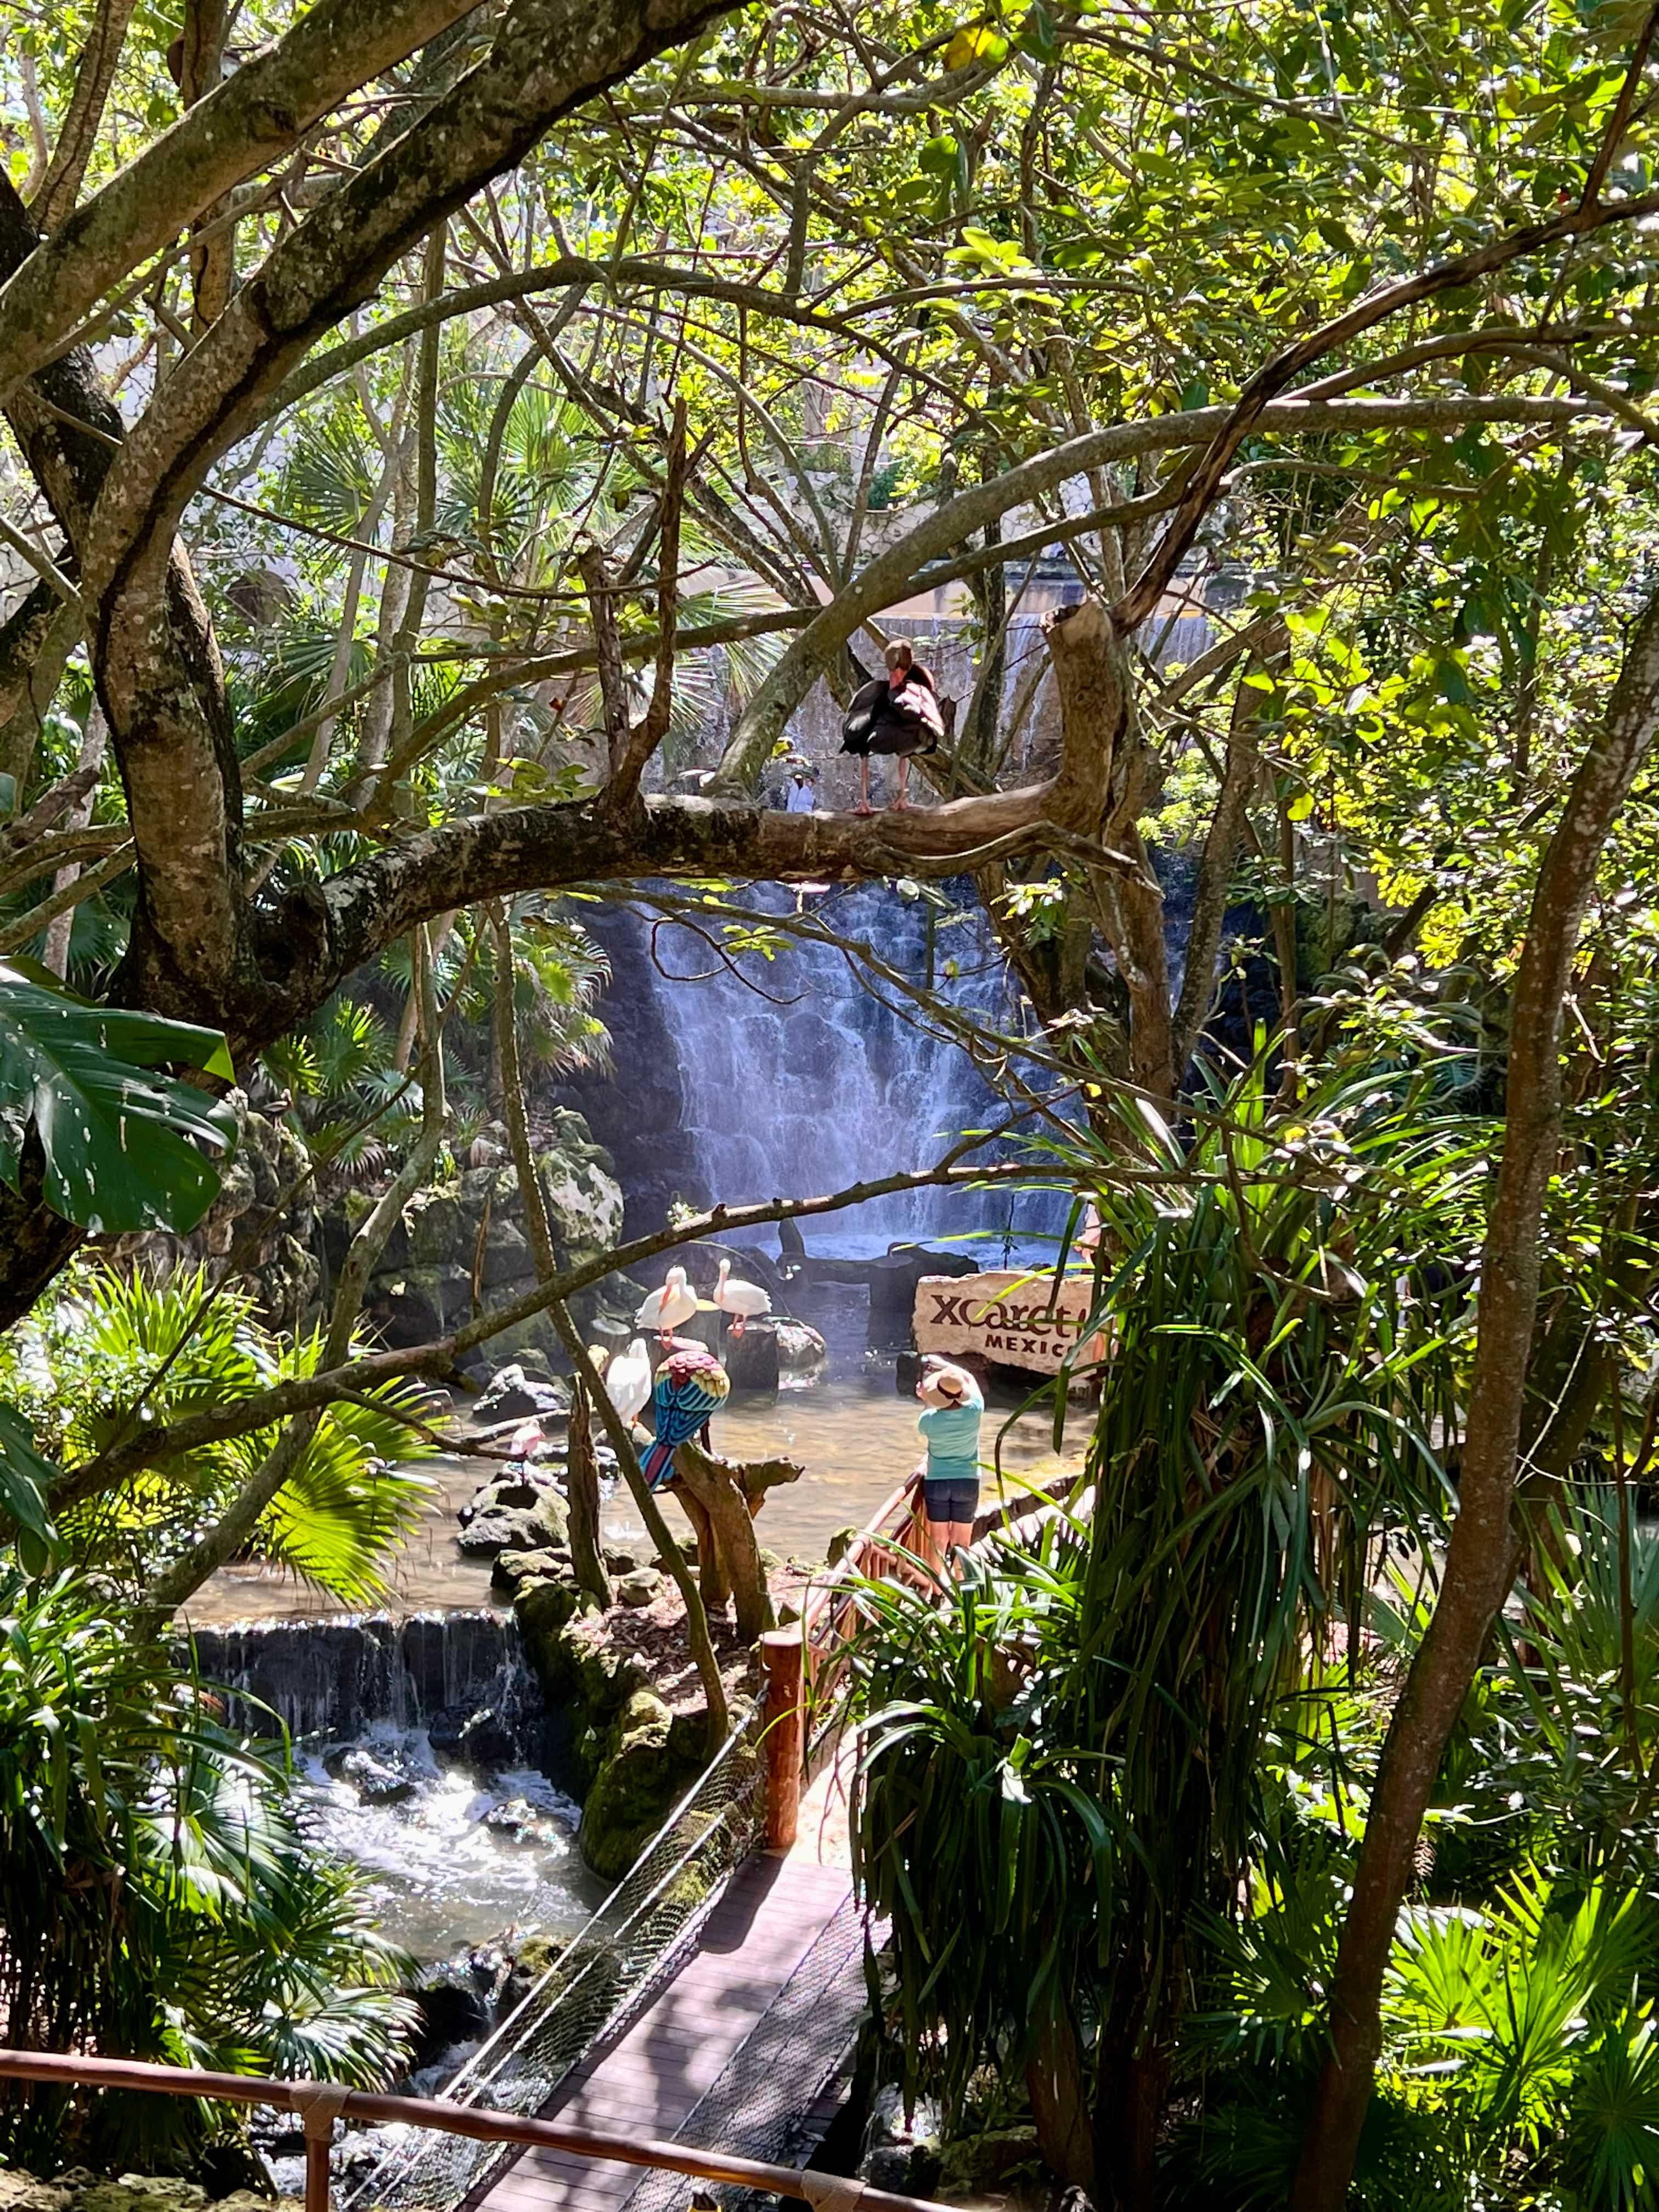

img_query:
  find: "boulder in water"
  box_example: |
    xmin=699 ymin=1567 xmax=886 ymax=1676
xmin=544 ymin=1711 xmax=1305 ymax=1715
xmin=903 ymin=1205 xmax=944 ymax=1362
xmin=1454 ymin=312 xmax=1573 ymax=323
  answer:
xmin=428 ymin=1702 xmax=518 ymax=1771
xmin=481 ymin=1796 xmax=565 ymax=1846
xmin=723 ymin=1323 xmax=780 ymax=1394
xmin=774 ymin=1318 xmax=827 ymax=1374
xmin=490 ymin=1544 xmax=571 ymax=1595
xmin=407 ymin=1965 xmax=492 ymax=2069
xmin=459 ymin=1473 xmax=551 ymax=1522
xmin=323 ymin=1745 xmax=416 ymax=1804
xmin=456 ymin=1489 xmax=570 ymax=1557
xmin=476 ymin=1364 xmax=568 ymax=1424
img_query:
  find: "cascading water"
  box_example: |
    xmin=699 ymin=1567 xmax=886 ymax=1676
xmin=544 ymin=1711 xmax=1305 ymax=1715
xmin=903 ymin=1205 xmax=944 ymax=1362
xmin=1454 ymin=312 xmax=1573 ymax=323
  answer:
xmin=186 ymin=1611 xmax=603 ymax=1962
xmin=187 ymin=1608 xmax=533 ymax=1742
xmin=584 ymin=879 xmax=1069 ymax=1257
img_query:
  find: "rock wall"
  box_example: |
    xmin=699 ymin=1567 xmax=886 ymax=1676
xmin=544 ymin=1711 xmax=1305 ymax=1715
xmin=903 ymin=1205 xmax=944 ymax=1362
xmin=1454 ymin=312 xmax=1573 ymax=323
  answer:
xmin=514 ymin=1573 xmax=724 ymax=1878
xmin=320 ymin=1108 xmax=631 ymax=1365
xmin=109 ymin=1095 xmax=320 ymax=1331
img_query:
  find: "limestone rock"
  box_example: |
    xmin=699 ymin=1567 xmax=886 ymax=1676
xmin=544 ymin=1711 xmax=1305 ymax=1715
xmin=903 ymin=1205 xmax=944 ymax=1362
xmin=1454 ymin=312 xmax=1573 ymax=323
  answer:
xmin=321 ymin=1109 xmax=624 ymax=1355
xmin=455 ymin=1489 xmax=569 ymax=1557
xmin=578 ymin=1689 xmax=703 ymax=1879
xmin=489 ymin=1544 xmax=572 ymax=1595
xmin=614 ymin=1568 xmax=662 ymax=1609
xmin=108 ymin=1098 xmax=320 ymax=1329
xmin=773 ymin=1318 xmax=827 ymax=1373
xmin=0 ymin=2176 xmax=73 ymax=2212
xmin=475 ymin=1365 xmax=569 ymax=1424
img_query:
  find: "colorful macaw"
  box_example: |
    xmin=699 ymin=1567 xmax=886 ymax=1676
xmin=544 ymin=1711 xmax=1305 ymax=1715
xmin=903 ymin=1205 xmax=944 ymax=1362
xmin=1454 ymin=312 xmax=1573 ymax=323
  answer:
xmin=639 ymin=1346 xmax=730 ymax=1488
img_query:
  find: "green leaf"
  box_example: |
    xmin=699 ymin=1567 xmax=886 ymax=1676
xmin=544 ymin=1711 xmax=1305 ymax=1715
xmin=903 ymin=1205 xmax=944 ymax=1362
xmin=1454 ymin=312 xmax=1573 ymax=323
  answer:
xmin=942 ymin=22 xmax=1009 ymax=69
xmin=0 ymin=963 xmax=238 ymax=1235
xmin=0 ymin=1402 xmax=58 ymax=1575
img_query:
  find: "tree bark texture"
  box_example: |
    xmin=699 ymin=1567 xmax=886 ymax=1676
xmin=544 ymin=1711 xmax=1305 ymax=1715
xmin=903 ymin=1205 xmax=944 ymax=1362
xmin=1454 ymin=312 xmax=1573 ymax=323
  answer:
xmin=672 ymin=1439 xmax=776 ymax=1644
xmin=566 ymin=1378 xmax=612 ymax=1611
xmin=1291 ymin=584 xmax=1659 ymax=2211
xmin=1170 ymin=629 xmax=1287 ymax=1081
xmin=28 ymin=0 xmax=142 ymax=234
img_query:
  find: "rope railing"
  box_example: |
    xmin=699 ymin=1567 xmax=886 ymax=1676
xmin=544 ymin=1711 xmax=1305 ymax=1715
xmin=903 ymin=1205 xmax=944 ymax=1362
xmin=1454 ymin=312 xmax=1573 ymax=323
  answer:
xmin=0 ymin=2050 xmax=957 ymax=2212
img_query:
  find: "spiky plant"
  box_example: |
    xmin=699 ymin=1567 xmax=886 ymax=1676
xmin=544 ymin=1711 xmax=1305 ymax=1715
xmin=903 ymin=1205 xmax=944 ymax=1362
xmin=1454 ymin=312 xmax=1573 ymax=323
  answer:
xmin=843 ymin=1056 xmax=1485 ymax=2193
xmin=4 ymin=1263 xmax=431 ymax=1604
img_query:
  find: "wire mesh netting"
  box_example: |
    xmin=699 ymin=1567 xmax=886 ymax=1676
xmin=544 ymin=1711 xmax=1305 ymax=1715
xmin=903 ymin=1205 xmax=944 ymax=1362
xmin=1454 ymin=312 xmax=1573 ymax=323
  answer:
xmin=617 ymin=1891 xmax=876 ymax=2212
xmin=353 ymin=1709 xmax=766 ymax=2212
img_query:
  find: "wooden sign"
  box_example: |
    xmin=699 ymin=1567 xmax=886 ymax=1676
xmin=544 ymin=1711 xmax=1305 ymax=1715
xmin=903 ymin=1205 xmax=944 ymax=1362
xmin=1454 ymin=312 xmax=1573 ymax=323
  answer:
xmin=913 ymin=1270 xmax=1104 ymax=1375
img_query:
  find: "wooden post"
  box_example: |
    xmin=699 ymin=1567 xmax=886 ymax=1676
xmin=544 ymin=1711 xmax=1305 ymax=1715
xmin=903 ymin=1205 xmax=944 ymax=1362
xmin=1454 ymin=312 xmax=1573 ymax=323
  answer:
xmin=305 ymin=2128 xmax=330 ymax=2212
xmin=760 ymin=1623 xmax=804 ymax=1854
xmin=566 ymin=1377 xmax=611 ymax=1610
xmin=294 ymin=2084 xmax=347 ymax=2212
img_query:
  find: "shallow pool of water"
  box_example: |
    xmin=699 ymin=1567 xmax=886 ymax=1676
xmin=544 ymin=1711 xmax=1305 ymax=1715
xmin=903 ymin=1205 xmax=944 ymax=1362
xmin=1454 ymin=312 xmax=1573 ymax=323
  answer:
xmin=191 ymin=1276 xmax=1087 ymax=1625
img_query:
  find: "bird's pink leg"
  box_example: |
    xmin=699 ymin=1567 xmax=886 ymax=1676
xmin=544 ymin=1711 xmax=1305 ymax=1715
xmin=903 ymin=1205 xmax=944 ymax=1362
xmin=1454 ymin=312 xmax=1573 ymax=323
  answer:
xmin=853 ymin=757 xmax=874 ymax=817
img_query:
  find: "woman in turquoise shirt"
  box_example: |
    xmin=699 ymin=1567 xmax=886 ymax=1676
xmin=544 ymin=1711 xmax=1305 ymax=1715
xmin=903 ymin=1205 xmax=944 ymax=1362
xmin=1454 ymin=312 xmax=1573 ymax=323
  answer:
xmin=914 ymin=1359 xmax=984 ymax=1573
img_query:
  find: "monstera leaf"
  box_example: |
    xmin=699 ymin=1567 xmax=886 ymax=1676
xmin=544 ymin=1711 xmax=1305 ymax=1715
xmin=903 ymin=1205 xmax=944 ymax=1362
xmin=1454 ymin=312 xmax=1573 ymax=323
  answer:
xmin=0 ymin=961 xmax=238 ymax=1235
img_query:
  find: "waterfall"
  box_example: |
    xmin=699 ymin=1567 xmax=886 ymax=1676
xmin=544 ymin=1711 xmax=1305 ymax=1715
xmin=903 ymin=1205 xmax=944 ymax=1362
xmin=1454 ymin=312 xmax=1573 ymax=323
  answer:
xmin=186 ymin=1609 xmax=535 ymax=1742
xmin=573 ymin=881 xmax=1069 ymax=1257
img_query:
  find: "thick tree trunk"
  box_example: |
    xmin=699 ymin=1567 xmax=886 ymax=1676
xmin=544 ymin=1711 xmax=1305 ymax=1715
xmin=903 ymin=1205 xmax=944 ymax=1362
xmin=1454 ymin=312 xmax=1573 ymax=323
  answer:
xmin=1291 ymin=584 xmax=1659 ymax=2212
xmin=673 ymin=1440 xmax=775 ymax=1644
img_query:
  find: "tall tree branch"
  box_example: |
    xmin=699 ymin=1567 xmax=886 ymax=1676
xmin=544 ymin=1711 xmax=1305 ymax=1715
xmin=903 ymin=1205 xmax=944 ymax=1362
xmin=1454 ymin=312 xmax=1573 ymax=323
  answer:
xmin=1291 ymin=583 xmax=1659 ymax=2210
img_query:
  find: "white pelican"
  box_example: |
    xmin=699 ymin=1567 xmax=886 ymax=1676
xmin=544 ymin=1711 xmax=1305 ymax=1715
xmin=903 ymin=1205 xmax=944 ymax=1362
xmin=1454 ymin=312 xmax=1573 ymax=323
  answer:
xmin=603 ymin=1336 xmax=654 ymax=1426
xmin=637 ymin=1265 xmax=697 ymax=1345
xmin=712 ymin=1256 xmax=771 ymax=1338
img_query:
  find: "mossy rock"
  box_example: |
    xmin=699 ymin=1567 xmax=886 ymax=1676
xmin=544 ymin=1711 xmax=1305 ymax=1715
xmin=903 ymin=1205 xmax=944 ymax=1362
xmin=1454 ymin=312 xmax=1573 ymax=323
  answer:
xmin=514 ymin=1577 xmax=586 ymax=1688
xmin=80 ymin=2188 xmax=208 ymax=2212
xmin=514 ymin=1932 xmax=567 ymax=1983
xmin=458 ymin=1489 xmax=569 ymax=1558
xmin=515 ymin=1594 xmax=644 ymax=1724
xmin=579 ymin=1690 xmax=705 ymax=1878
xmin=935 ymin=2126 xmax=1045 ymax=2195
xmin=492 ymin=1544 xmax=574 ymax=1595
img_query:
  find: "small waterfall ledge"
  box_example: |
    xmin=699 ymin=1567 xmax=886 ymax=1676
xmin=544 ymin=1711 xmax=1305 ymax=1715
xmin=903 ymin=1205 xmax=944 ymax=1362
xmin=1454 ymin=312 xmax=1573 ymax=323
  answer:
xmin=185 ymin=1607 xmax=537 ymax=1745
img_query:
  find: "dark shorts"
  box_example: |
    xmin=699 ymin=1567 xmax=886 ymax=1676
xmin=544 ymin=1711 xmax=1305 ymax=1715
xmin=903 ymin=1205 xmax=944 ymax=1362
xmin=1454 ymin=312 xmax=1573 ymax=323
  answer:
xmin=923 ymin=1475 xmax=979 ymax=1525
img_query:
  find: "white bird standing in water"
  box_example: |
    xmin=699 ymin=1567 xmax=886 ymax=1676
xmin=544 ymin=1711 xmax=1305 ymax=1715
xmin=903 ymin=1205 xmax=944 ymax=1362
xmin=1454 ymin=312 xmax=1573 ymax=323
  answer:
xmin=712 ymin=1256 xmax=771 ymax=1338
xmin=636 ymin=1265 xmax=697 ymax=1346
xmin=603 ymin=1337 xmax=654 ymax=1426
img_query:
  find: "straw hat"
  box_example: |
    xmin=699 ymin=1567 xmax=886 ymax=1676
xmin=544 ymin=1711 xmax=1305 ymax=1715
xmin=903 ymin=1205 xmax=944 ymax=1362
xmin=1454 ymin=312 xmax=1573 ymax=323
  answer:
xmin=920 ymin=1359 xmax=974 ymax=1407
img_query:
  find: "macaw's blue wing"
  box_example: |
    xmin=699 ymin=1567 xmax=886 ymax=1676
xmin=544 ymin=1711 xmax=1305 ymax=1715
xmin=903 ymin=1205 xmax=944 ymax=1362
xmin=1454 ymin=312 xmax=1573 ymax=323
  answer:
xmin=639 ymin=1372 xmax=730 ymax=1487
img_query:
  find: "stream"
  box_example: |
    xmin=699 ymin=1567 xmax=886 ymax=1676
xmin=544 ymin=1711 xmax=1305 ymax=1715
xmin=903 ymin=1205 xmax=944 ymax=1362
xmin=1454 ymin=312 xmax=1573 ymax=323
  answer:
xmin=184 ymin=1270 xmax=1082 ymax=1970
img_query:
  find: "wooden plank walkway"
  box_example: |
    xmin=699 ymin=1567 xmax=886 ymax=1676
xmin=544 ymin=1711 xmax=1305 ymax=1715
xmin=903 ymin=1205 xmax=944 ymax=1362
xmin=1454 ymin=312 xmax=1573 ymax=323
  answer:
xmin=477 ymin=1762 xmax=857 ymax=2212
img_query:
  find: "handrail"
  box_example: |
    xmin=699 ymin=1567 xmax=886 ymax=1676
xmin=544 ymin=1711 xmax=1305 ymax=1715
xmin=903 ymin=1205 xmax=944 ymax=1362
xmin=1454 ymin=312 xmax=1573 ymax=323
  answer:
xmin=0 ymin=2050 xmax=953 ymax=2212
